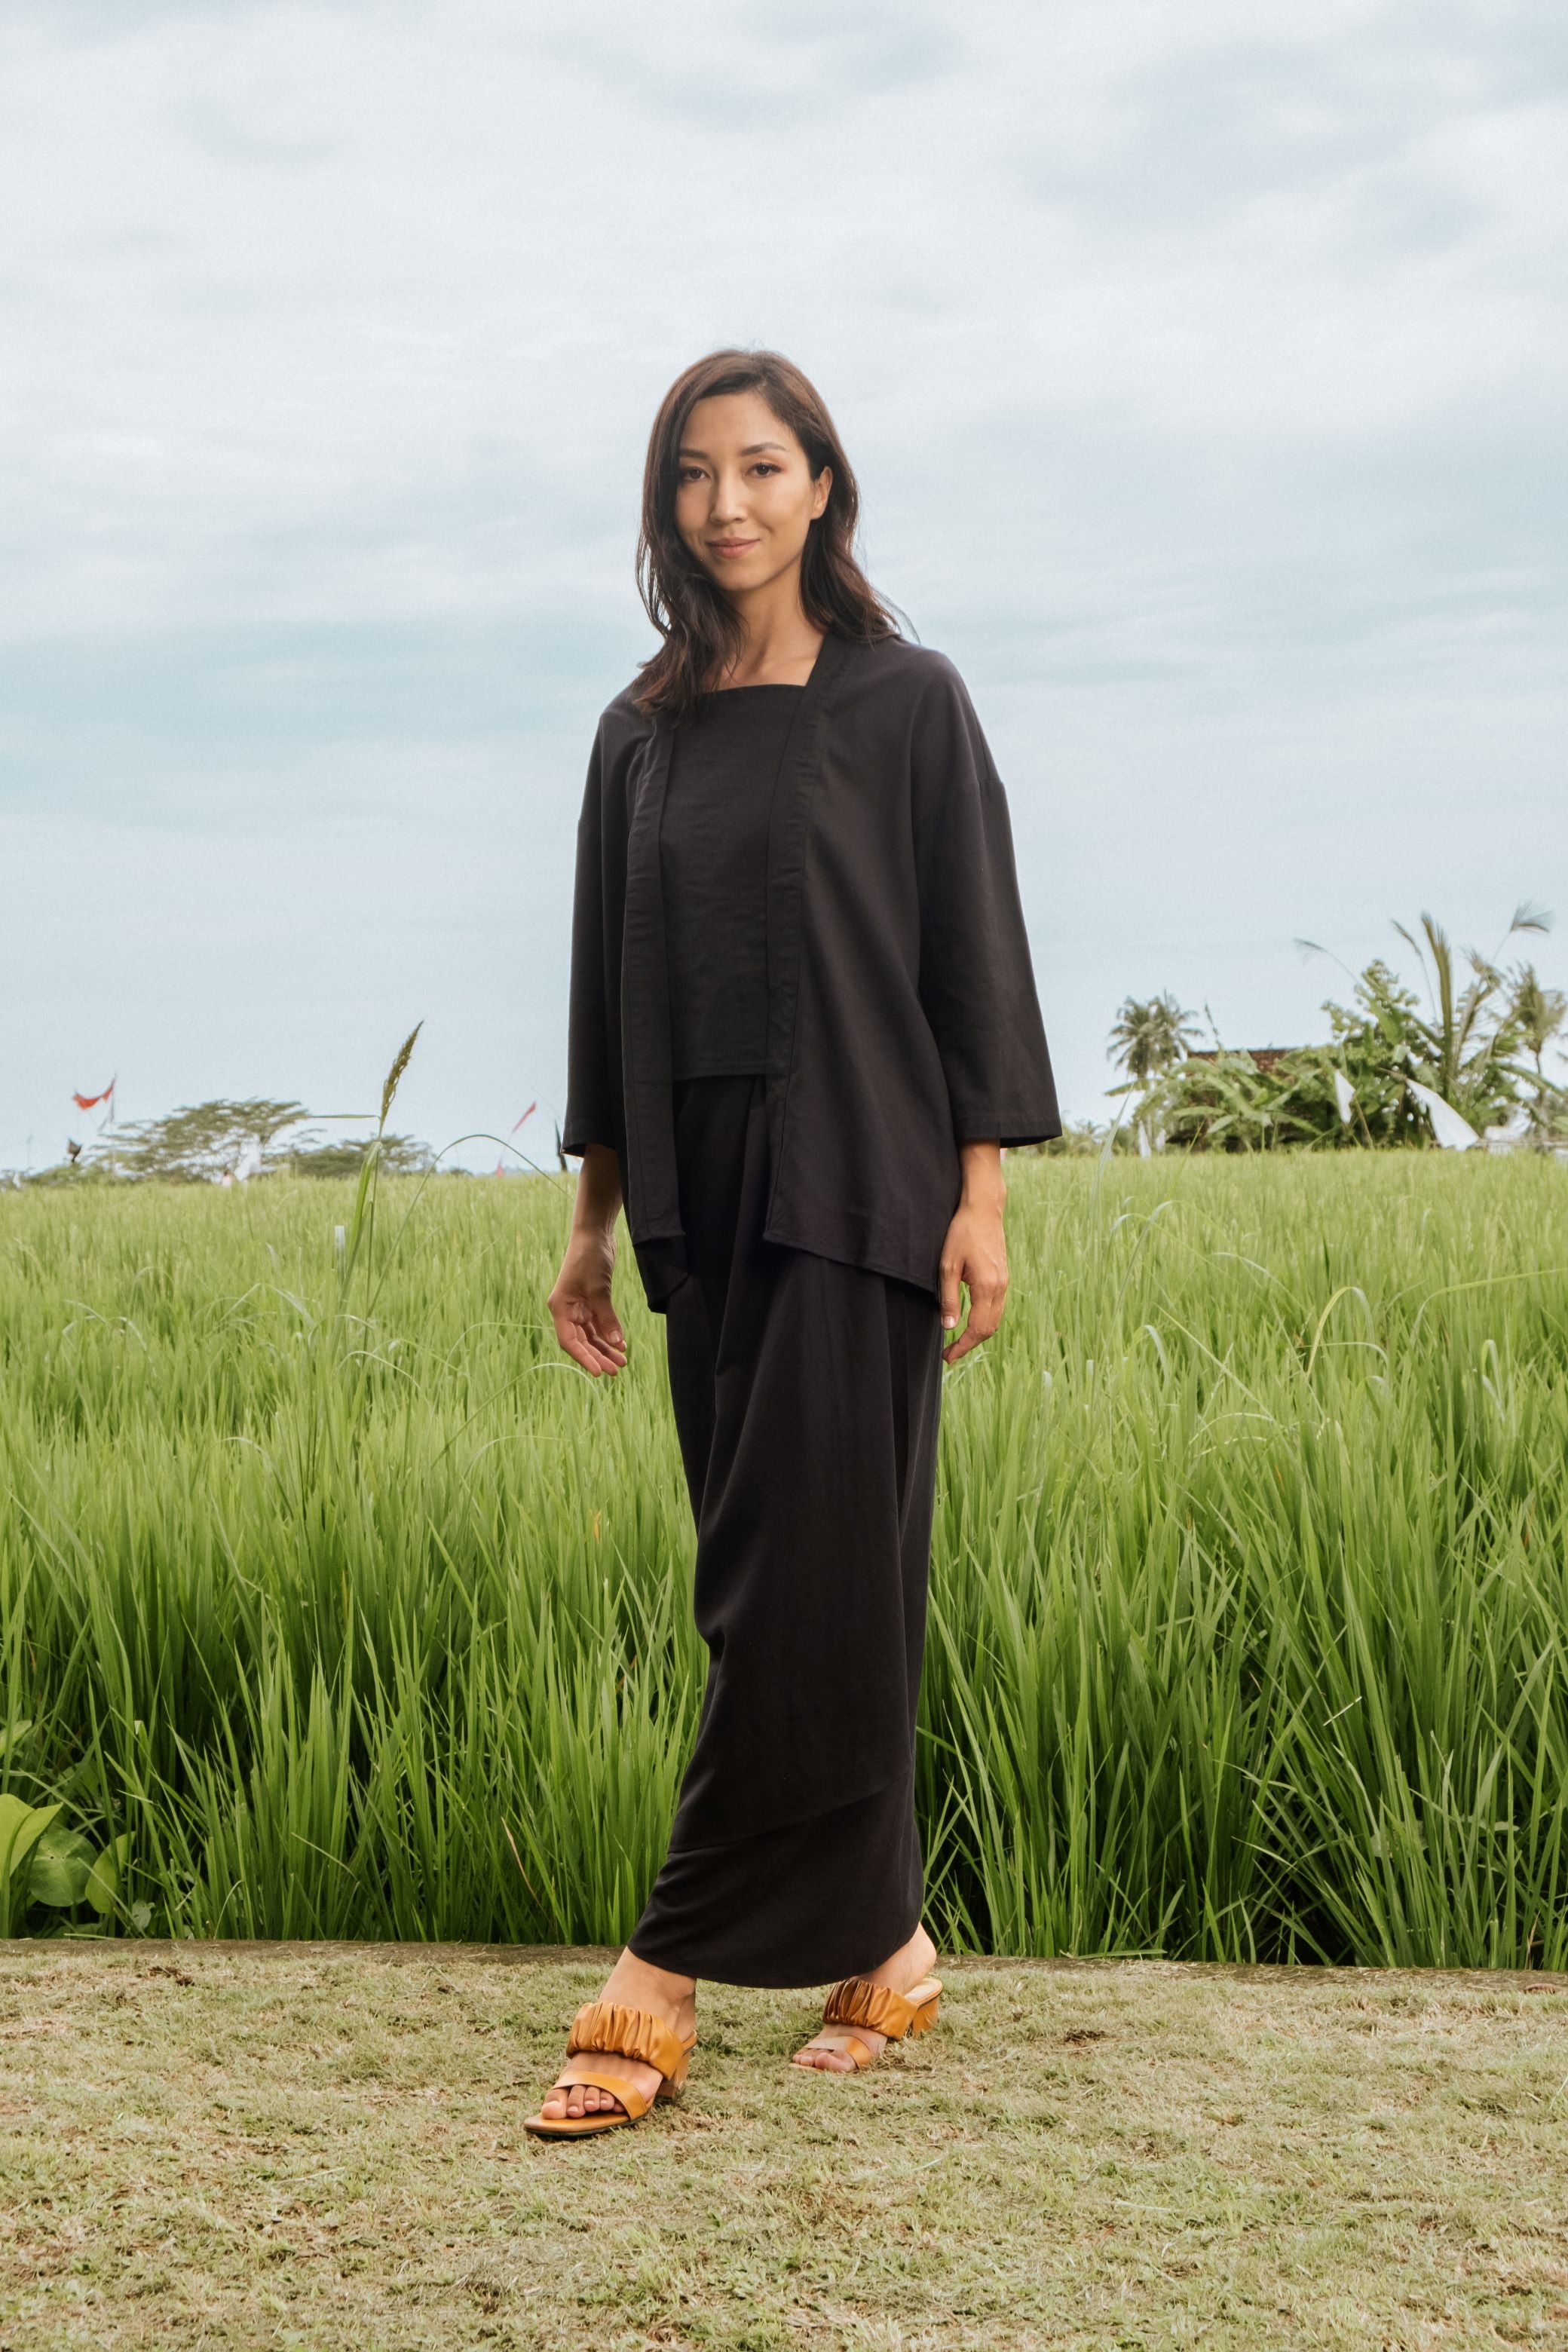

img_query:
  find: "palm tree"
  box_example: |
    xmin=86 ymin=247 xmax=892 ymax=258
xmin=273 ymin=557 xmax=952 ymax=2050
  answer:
xmin=1108 ymin=993 xmax=1200 ymax=1085
xmin=1391 ymin=905 xmax=1551 ymax=1120
xmin=1512 ymin=962 xmax=1567 ymax=1083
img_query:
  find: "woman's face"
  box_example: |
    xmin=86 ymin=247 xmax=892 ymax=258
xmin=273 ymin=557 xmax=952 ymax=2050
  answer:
xmin=673 ymin=390 xmax=831 ymax=599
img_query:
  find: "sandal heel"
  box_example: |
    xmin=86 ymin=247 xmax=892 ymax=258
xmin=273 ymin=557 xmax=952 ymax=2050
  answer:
xmin=657 ymin=2035 xmax=697 ymax=2100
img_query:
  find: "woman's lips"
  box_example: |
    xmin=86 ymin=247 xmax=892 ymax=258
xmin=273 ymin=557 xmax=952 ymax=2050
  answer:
xmin=709 ymin=537 xmax=758 ymax=558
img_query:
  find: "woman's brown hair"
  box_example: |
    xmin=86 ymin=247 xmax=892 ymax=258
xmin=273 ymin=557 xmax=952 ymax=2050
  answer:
xmin=635 ymin=349 xmax=898 ymax=721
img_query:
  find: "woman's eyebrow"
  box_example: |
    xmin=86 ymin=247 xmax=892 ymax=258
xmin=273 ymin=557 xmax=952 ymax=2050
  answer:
xmin=677 ymin=441 xmax=790 ymax=458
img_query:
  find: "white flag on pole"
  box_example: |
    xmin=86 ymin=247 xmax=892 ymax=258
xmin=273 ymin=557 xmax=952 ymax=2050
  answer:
xmin=1407 ymin=1081 xmax=1481 ymax=1151
xmin=1332 ymin=1070 xmax=1356 ymax=1126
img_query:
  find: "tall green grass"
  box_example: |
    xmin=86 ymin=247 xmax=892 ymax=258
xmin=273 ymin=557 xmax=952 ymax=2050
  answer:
xmin=3 ymin=1155 xmax=1566 ymax=1964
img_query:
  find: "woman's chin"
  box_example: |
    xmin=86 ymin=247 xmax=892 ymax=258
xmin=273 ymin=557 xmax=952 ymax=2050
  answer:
xmin=703 ymin=560 xmax=767 ymax=594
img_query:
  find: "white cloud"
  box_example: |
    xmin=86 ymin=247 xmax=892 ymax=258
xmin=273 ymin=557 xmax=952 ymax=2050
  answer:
xmin=2 ymin=0 xmax=1565 ymax=1158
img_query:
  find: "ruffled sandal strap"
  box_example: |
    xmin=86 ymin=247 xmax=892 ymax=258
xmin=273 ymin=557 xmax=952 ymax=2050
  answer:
xmin=566 ymin=2000 xmax=691 ymax=2087
xmin=822 ymin=1974 xmax=942 ymax=2042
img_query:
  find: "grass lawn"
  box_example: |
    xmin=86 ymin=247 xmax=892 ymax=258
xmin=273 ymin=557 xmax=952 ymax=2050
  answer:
xmin=2 ymin=1949 xmax=1566 ymax=2349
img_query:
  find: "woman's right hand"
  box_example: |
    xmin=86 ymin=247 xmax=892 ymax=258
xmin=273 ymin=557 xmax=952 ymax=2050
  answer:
xmin=548 ymin=1230 xmax=627 ymax=1374
xmin=548 ymin=1147 xmax=629 ymax=1375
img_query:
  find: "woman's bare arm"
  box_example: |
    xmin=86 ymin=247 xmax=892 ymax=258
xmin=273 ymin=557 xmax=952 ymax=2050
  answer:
xmin=547 ymin=1144 xmax=629 ymax=1376
xmin=938 ymin=1141 xmax=1008 ymax=1365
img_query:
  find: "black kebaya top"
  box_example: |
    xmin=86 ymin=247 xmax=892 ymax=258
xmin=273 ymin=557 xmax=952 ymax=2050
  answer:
xmin=565 ymin=631 xmax=1061 ymax=1310
xmin=660 ymin=683 xmax=802 ymax=1080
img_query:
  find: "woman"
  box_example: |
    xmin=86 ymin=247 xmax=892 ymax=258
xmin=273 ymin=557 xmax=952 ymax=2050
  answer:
xmin=528 ymin=350 xmax=1058 ymax=2137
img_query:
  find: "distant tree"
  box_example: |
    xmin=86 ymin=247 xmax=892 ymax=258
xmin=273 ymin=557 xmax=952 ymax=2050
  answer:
xmin=1108 ymin=994 xmax=1199 ymax=1086
xmin=1315 ymin=961 xmax=1429 ymax=1144
xmin=103 ymin=1099 xmax=308 ymax=1184
xmin=1300 ymin=906 xmax=1554 ymax=1143
xmin=1383 ymin=908 xmax=1547 ymax=1125
xmin=1511 ymin=963 xmax=1567 ymax=1084
xmin=1505 ymin=960 xmax=1568 ymax=1144
xmin=1110 ymin=904 xmax=1564 ymax=1155
xmin=1033 ymin=1120 xmax=1125 ymax=1158
xmin=285 ymin=1133 xmax=434 ymax=1179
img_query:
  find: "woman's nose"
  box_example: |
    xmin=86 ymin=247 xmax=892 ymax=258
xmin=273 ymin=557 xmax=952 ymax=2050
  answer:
xmin=709 ymin=470 xmax=746 ymax=521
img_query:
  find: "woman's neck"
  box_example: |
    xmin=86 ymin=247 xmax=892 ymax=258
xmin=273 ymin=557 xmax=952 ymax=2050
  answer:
xmin=718 ymin=571 xmax=825 ymax=689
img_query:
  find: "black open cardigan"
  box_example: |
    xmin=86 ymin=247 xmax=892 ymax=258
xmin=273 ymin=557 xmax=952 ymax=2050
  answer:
xmin=563 ymin=629 xmax=1061 ymax=1309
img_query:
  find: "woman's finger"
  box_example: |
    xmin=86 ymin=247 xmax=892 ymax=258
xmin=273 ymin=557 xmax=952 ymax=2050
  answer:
xmin=591 ymin=1307 xmax=628 ymax=1355
xmin=942 ymin=1320 xmax=978 ymax=1364
xmin=584 ymin=1303 xmax=628 ymax=1364
xmin=557 ymin=1327 xmax=608 ymax=1374
xmin=966 ymin=1274 xmax=1006 ymax=1340
xmin=559 ymin=1322 xmax=614 ymax=1374
xmin=939 ymin=1252 xmax=963 ymax=1334
xmin=553 ymin=1297 xmax=626 ymax=1375
xmin=942 ymin=1257 xmax=1009 ymax=1361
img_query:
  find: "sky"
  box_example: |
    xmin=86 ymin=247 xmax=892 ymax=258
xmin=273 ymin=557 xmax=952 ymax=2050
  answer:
xmin=2 ymin=0 xmax=1565 ymax=1170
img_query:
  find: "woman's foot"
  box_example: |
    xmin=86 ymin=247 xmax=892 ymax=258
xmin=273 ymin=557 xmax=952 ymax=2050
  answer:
xmin=792 ymin=1922 xmax=938 ymax=2072
xmin=536 ymin=1949 xmax=697 ymax=2124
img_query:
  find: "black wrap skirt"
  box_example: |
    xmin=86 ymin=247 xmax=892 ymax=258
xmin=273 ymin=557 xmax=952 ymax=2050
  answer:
xmin=629 ymin=1074 xmax=945 ymax=1989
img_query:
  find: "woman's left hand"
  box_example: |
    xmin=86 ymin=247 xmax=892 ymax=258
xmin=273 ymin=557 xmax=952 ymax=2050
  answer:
xmin=939 ymin=1142 xmax=1008 ymax=1365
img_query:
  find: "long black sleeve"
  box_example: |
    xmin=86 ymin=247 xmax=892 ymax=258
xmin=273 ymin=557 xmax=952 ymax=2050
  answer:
xmin=910 ymin=661 xmax=1060 ymax=1147
xmin=562 ymin=726 xmax=617 ymax=1157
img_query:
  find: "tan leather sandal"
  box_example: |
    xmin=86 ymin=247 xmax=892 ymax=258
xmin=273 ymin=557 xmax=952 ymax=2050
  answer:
xmin=798 ymin=1971 xmax=944 ymax=2072
xmin=525 ymin=2000 xmax=696 ymax=2140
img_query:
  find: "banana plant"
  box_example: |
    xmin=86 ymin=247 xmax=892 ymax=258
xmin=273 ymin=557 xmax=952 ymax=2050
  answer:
xmin=0 ymin=1793 xmax=131 ymax=1934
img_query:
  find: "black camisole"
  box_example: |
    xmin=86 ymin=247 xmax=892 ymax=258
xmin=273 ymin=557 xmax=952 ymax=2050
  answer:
xmin=659 ymin=684 xmax=802 ymax=1080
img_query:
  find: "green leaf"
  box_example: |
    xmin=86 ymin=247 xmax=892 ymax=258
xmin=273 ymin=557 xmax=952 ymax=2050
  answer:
xmin=0 ymin=1795 xmax=61 ymax=1888
xmin=84 ymin=1833 xmax=130 ymax=1916
xmin=27 ymin=1827 xmax=95 ymax=1907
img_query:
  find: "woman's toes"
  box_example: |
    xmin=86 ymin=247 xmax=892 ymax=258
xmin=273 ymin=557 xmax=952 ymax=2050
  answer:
xmin=568 ymin=2084 xmax=622 ymax=2116
xmin=794 ymin=2040 xmax=853 ymax=2071
xmin=537 ymin=2074 xmax=629 ymax=2123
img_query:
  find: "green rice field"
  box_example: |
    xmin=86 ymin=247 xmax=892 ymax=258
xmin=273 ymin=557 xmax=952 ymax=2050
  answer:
xmin=2 ymin=1154 xmax=1566 ymax=1967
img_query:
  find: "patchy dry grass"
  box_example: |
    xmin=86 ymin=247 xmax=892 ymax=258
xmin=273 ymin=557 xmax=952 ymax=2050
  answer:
xmin=2 ymin=1949 xmax=1567 ymax=2349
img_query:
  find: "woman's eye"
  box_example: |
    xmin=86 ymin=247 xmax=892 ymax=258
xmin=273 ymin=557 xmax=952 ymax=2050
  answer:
xmin=752 ymin=463 xmax=779 ymax=477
